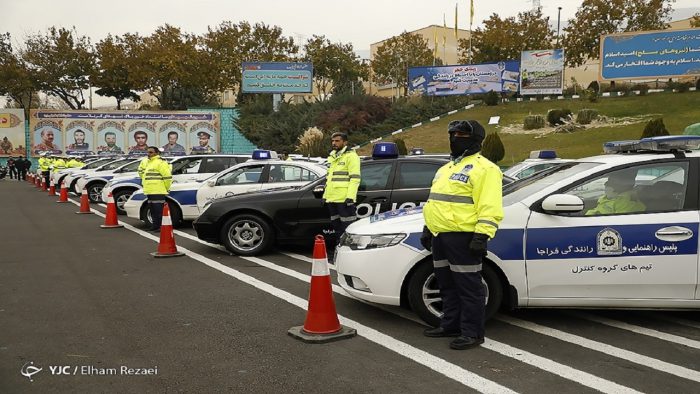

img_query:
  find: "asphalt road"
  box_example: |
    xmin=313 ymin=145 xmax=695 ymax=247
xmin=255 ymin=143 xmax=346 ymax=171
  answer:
xmin=2 ymin=178 xmax=700 ymax=393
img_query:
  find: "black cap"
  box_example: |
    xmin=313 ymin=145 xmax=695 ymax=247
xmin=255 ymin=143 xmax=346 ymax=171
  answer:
xmin=448 ymin=120 xmax=485 ymax=142
xmin=197 ymin=131 xmax=211 ymax=138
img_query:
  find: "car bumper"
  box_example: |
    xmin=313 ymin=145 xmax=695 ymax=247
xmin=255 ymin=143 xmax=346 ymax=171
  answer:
xmin=123 ymin=198 xmax=144 ymax=220
xmin=193 ymin=215 xmax=220 ymax=243
xmin=335 ymin=243 xmax=427 ymax=306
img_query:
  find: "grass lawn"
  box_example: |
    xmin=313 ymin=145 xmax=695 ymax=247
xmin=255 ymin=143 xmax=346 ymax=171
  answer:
xmin=358 ymin=91 xmax=700 ymax=166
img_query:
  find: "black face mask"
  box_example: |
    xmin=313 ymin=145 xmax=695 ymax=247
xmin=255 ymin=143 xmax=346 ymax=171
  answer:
xmin=449 ymin=136 xmax=481 ymax=158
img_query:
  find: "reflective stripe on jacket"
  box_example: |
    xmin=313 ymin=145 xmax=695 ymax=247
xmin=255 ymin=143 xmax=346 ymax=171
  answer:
xmin=423 ymin=153 xmax=503 ymax=238
xmin=38 ymin=157 xmax=50 ymax=171
xmin=322 ymin=146 xmax=361 ymax=203
xmin=139 ymin=156 xmax=172 ymax=195
xmin=53 ymin=159 xmax=67 ymax=171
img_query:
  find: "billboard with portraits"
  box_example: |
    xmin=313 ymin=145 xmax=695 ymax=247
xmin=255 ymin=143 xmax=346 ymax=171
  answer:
xmin=29 ymin=110 xmax=220 ymax=157
xmin=0 ymin=109 xmax=26 ymax=157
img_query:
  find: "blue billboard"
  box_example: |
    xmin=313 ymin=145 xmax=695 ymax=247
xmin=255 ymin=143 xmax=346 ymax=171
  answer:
xmin=600 ymin=28 xmax=700 ymax=80
xmin=241 ymin=62 xmax=313 ymax=94
xmin=407 ymin=61 xmax=520 ymax=96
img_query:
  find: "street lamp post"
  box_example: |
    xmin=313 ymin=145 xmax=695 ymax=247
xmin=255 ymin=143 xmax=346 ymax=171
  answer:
xmin=557 ymin=6 xmax=562 ymax=48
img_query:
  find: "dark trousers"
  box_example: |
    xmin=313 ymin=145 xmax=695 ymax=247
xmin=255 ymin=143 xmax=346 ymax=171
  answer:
xmin=18 ymin=169 xmax=27 ymax=180
xmin=42 ymin=171 xmax=50 ymax=188
xmin=326 ymin=202 xmax=357 ymax=243
xmin=431 ymin=232 xmax=485 ymax=338
xmin=147 ymin=194 xmax=166 ymax=230
xmin=9 ymin=167 xmax=17 ymax=179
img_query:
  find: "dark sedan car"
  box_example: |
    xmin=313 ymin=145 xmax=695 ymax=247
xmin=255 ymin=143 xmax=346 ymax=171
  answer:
xmin=193 ymin=156 xmax=451 ymax=256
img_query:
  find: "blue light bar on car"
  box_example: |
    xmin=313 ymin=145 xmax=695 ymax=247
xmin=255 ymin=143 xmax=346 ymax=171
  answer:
xmin=251 ymin=150 xmax=276 ymax=160
xmin=372 ymin=142 xmax=399 ymax=159
xmin=604 ymin=135 xmax=700 ymax=154
xmin=529 ymin=150 xmax=557 ymax=159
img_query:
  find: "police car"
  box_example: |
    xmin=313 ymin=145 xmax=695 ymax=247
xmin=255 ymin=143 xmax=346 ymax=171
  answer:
xmin=193 ymin=143 xmax=455 ymax=256
xmin=63 ymin=157 xmax=130 ymax=195
xmin=101 ymin=154 xmax=250 ymax=214
xmin=51 ymin=157 xmax=115 ymax=190
xmin=76 ymin=158 xmax=143 ymax=202
xmin=502 ymin=150 xmax=574 ymax=180
xmin=334 ymin=136 xmax=700 ymax=326
xmin=124 ymin=151 xmax=326 ymax=227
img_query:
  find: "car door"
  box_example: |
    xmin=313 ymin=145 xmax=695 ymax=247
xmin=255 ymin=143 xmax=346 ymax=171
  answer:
xmin=354 ymin=161 xmax=396 ymax=219
xmin=525 ymin=160 xmax=699 ymax=300
xmin=388 ymin=160 xmax=443 ymax=211
xmin=195 ymin=164 xmax=266 ymax=209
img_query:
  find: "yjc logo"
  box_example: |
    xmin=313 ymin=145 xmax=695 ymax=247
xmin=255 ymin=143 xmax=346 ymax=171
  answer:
xmin=20 ymin=361 xmax=42 ymax=382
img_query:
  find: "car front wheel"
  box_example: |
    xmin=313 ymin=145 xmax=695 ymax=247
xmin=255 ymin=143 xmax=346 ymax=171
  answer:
xmin=87 ymin=183 xmax=104 ymax=203
xmin=142 ymin=200 xmax=183 ymax=228
xmin=407 ymin=260 xmax=503 ymax=327
xmin=112 ymin=189 xmax=134 ymax=215
xmin=220 ymin=214 xmax=274 ymax=256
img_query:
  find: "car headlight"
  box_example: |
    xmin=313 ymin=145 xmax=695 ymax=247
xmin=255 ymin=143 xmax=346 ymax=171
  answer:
xmin=338 ymin=233 xmax=407 ymax=250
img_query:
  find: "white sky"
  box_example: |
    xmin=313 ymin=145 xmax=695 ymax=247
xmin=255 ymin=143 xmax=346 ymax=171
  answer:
xmin=5 ymin=0 xmax=699 ymax=56
xmin=3 ymin=0 xmax=698 ymax=107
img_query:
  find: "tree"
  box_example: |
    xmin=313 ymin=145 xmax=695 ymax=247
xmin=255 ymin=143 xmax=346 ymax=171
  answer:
xmin=459 ymin=9 xmax=554 ymax=64
xmin=372 ymin=32 xmax=436 ymax=96
xmin=141 ymin=24 xmax=220 ymax=110
xmin=92 ymin=34 xmax=142 ymax=109
xmin=303 ymin=35 xmax=367 ymax=100
xmin=21 ymin=26 xmax=95 ymax=109
xmin=0 ymin=33 xmax=40 ymax=118
xmin=563 ymin=0 xmax=674 ymax=67
xmin=203 ymin=21 xmax=298 ymax=96
xmin=481 ymin=132 xmax=505 ymax=163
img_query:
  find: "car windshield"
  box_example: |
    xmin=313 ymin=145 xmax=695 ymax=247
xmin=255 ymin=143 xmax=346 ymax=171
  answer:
xmin=83 ymin=158 xmax=113 ymax=169
xmin=503 ymin=162 xmax=602 ymax=206
xmin=99 ymin=159 xmax=133 ymax=170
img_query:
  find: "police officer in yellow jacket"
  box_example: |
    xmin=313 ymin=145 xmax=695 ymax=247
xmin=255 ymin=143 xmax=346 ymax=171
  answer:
xmin=138 ymin=146 xmax=173 ymax=232
xmin=323 ymin=132 xmax=361 ymax=244
xmin=420 ymin=120 xmax=503 ymax=350
xmin=38 ymin=153 xmax=51 ymax=188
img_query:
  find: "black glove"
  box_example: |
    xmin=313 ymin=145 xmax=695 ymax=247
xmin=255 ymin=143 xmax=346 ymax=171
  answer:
xmin=469 ymin=233 xmax=489 ymax=257
xmin=420 ymin=226 xmax=433 ymax=251
xmin=344 ymin=198 xmax=354 ymax=205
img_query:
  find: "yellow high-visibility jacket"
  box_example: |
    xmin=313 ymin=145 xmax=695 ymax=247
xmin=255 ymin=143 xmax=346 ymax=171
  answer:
xmin=323 ymin=146 xmax=361 ymax=203
xmin=423 ymin=153 xmax=503 ymax=238
xmin=138 ymin=156 xmax=172 ymax=195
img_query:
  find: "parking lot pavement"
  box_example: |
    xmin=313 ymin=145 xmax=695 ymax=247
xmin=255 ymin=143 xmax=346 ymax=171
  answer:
xmin=2 ymin=179 xmax=700 ymax=393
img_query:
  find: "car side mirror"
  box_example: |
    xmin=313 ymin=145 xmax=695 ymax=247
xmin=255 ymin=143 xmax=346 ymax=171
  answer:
xmin=206 ymin=179 xmax=216 ymax=187
xmin=541 ymin=194 xmax=584 ymax=212
xmin=312 ymin=185 xmax=325 ymax=198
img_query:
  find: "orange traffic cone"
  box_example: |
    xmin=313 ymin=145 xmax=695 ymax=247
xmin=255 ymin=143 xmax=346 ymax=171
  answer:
xmin=288 ymin=235 xmax=356 ymax=343
xmin=40 ymin=177 xmax=45 ymax=190
xmin=75 ymin=188 xmax=92 ymax=214
xmin=34 ymin=175 xmax=40 ymax=188
xmin=150 ymin=204 xmax=184 ymax=258
xmin=48 ymin=179 xmax=56 ymax=196
xmin=28 ymin=174 xmax=33 ymax=184
xmin=56 ymin=181 xmax=69 ymax=203
xmin=100 ymin=192 xmax=124 ymax=228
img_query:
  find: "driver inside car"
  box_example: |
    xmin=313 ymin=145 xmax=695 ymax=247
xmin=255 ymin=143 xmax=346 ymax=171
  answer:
xmin=585 ymin=170 xmax=645 ymax=216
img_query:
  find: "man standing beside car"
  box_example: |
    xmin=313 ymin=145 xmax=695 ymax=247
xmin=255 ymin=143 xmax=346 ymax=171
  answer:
xmin=323 ymin=132 xmax=361 ymax=246
xmin=138 ymin=147 xmax=173 ymax=232
xmin=420 ymin=120 xmax=503 ymax=350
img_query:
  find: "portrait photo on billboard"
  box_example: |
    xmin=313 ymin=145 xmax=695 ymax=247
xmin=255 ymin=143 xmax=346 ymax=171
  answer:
xmin=158 ymin=122 xmax=187 ymax=155
xmin=189 ymin=122 xmax=217 ymax=155
xmin=128 ymin=122 xmax=155 ymax=154
xmin=96 ymin=122 xmax=126 ymax=155
xmin=0 ymin=109 xmax=26 ymax=157
xmin=65 ymin=120 xmax=95 ymax=154
xmin=31 ymin=121 xmax=63 ymax=155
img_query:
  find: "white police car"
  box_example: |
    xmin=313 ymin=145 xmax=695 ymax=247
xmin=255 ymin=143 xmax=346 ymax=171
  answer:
xmin=503 ymin=150 xmax=574 ymax=180
xmin=101 ymin=154 xmax=249 ymax=214
xmin=63 ymin=157 xmax=130 ymax=195
xmin=335 ymin=136 xmax=700 ymax=326
xmin=76 ymin=158 xmax=142 ymax=202
xmin=124 ymin=150 xmax=327 ymax=227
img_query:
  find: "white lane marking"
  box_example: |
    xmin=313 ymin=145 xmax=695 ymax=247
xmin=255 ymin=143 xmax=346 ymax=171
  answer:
xmin=568 ymin=312 xmax=700 ymax=350
xmin=648 ymin=313 xmax=700 ymax=330
xmin=171 ymin=233 xmax=641 ymax=393
xmin=70 ymin=200 xmax=513 ymax=393
xmin=497 ymin=315 xmax=700 ymax=383
xmin=280 ymin=251 xmax=337 ymax=272
xmin=75 ymin=201 xmax=663 ymax=392
xmin=481 ymin=341 xmax=642 ymax=394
